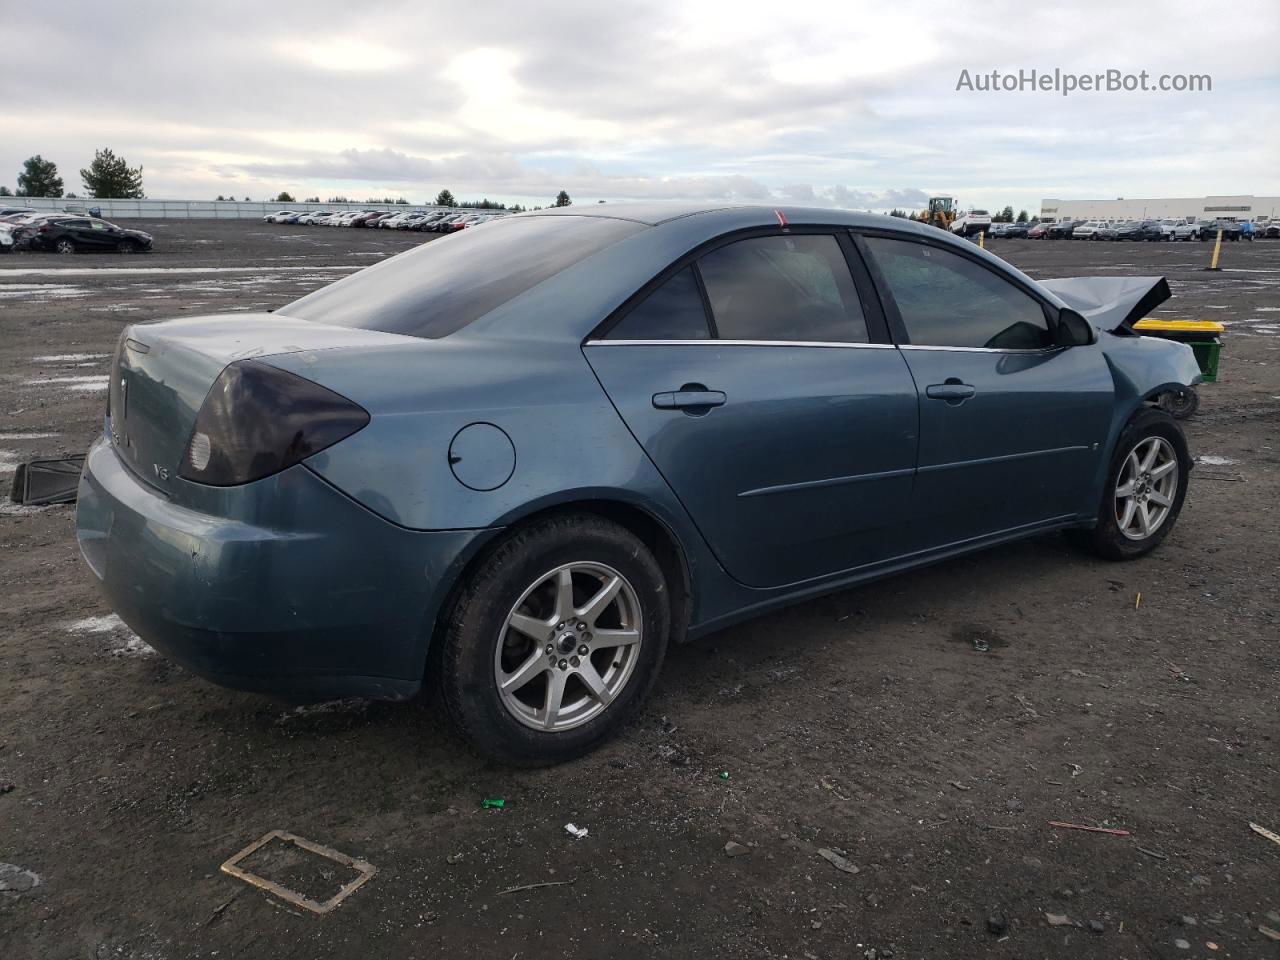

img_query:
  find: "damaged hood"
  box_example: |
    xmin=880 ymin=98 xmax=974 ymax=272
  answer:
xmin=1038 ymin=276 xmax=1171 ymax=333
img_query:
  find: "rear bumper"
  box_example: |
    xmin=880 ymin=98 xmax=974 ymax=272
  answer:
xmin=76 ymin=437 xmax=490 ymax=701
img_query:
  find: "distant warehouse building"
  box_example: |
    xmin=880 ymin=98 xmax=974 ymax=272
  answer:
xmin=1039 ymin=195 xmax=1280 ymax=223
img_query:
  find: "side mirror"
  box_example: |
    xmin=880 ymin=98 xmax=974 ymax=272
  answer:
xmin=1055 ymin=308 xmax=1096 ymax=347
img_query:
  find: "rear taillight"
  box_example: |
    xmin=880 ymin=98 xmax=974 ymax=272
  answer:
xmin=178 ymin=360 xmax=369 ymax=486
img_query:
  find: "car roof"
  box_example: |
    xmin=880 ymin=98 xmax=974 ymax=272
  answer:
xmin=514 ymin=201 xmax=948 ymax=234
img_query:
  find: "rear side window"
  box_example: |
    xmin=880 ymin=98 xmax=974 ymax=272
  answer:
xmin=864 ymin=237 xmax=1051 ymax=349
xmin=281 ymin=215 xmax=643 ymax=339
xmin=697 ymin=235 xmax=869 ymax=343
xmin=607 ymin=266 xmax=710 ymax=340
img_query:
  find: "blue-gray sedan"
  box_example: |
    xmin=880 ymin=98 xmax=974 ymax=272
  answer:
xmin=76 ymin=203 xmax=1201 ymax=764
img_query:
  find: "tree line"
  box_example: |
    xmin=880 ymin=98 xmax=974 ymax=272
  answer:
xmin=888 ymin=205 xmax=1031 ymax=223
xmin=2 ymin=153 xmax=579 ymax=212
xmin=5 ymin=162 xmax=1034 ymax=224
xmin=2 ymin=150 xmax=144 ymax=199
xmin=238 ymin=188 xmax=575 ymax=211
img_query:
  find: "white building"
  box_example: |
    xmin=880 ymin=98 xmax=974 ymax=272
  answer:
xmin=1039 ymin=194 xmax=1280 ymax=223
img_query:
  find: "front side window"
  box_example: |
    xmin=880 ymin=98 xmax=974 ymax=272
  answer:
xmin=696 ymin=234 xmax=869 ymax=343
xmin=607 ymin=266 xmax=710 ymax=340
xmin=864 ymin=237 xmax=1051 ymax=350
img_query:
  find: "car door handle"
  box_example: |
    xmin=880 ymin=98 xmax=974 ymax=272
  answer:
xmin=925 ymin=381 xmax=977 ymax=404
xmin=652 ymin=388 xmax=726 ymax=410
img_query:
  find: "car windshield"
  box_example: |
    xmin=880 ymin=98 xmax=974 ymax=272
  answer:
xmin=280 ymin=214 xmax=644 ymax=339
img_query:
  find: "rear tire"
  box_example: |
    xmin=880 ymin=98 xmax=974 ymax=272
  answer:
xmin=1067 ymin=409 xmax=1190 ymax=561
xmin=55 ymin=238 xmax=76 ymax=255
xmin=438 ymin=514 xmax=670 ymax=766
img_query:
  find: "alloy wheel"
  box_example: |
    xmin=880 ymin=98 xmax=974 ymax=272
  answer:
xmin=56 ymin=240 xmax=75 ymax=254
xmin=1115 ymin=436 xmax=1179 ymax=540
xmin=494 ymin=562 xmax=643 ymax=731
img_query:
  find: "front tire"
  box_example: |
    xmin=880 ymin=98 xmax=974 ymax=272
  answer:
xmin=55 ymin=238 xmax=77 ymax=255
xmin=1068 ymin=409 xmax=1190 ymax=561
xmin=1159 ymin=387 xmax=1200 ymax=420
xmin=439 ymin=514 xmax=670 ymax=766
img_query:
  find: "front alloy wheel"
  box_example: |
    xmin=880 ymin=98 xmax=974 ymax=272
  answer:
xmin=1114 ymin=436 xmax=1179 ymax=540
xmin=1067 ymin=409 xmax=1190 ymax=561
xmin=55 ymin=239 xmax=76 ymax=255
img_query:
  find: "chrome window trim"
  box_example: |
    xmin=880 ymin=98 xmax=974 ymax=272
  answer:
xmin=585 ymin=339 xmax=896 ymax=349
xmin=898 ymin=344 xmax=1064 ymax=355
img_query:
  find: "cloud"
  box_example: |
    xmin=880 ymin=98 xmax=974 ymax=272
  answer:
xmin=234 ymin=148 xmax=839 ymax=204
xmin=0 ymin=0 xmax=1275 ymax=212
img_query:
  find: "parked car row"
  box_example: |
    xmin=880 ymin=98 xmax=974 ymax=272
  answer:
xmin=987 ymin=216 xmax=1270 ymax=242
xmin=263 ymin=208 xmax=506 ymax=232
xmin=0 ymin=208 xmax=153 ymax=254
xmin=986 ymin=222 xmax=1030 ymax=238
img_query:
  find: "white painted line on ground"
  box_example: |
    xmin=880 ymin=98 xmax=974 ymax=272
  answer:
xmin=0 ymin=265 xmax=365 ymax=278
xmin=25 ymin=375 xmax=109 ymax=386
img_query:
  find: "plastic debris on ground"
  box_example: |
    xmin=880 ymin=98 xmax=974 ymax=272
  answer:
xmin=564 ymin=823 xmax=588 ymax=840
xmin=1248 ymin=821 xmax=1280 ymax=846
xmin=816 ymin=847 xmax=859 ymax=874
xmin=481 ymin=796 xmax=505 ymax=810
xmin=9 ymin=455 xmax=84 ymax=505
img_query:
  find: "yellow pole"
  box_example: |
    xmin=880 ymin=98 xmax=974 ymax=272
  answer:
xmin=1208 ymin=229 xmax=1223 ymax=270
xmin=978 ymin=231 xmax=984 ymax=250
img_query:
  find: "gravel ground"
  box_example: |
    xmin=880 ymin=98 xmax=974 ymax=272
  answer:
xmin=1 ymin=221 xmax=1277 ymax=959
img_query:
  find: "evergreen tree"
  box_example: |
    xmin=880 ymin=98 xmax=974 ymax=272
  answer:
xmin=17 ymin=155 xmax=64 ymax=197
xmin=1016 ymin=209 xmax=1029 ymax=223
xmin=553 ymin=190 xmax=572 ymax=207
xmin=80 ymin=148 xmax=144 ymax=198
xmin=434 ymin=189 xmax=457 ymax=207
xmin=275 ymin=191 xmax=296 ymax=202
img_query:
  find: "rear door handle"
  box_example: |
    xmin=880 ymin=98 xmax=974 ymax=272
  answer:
xmin=652 ymin=388 xmax=726 ymax=410
xmin=925 ymin=381 xmax=977 ymax=404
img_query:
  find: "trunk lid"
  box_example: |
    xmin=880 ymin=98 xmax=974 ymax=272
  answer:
xmin=107 ymin=313 xmax=415 ymax=498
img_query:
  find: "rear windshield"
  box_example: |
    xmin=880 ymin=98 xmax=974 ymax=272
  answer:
xmin=280 ymin=215 xmax=643 ymax=338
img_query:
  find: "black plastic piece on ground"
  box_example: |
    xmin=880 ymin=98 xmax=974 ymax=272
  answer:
xmin=10 ymin=455 xmax=85 ymax=505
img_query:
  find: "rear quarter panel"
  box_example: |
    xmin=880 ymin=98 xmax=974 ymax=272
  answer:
xmin=266 ymin=336 xmax=734 ymax=626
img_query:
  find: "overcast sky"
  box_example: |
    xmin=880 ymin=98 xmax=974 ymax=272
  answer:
xmin=4 ymin=0 xmax=1277 ymax=213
